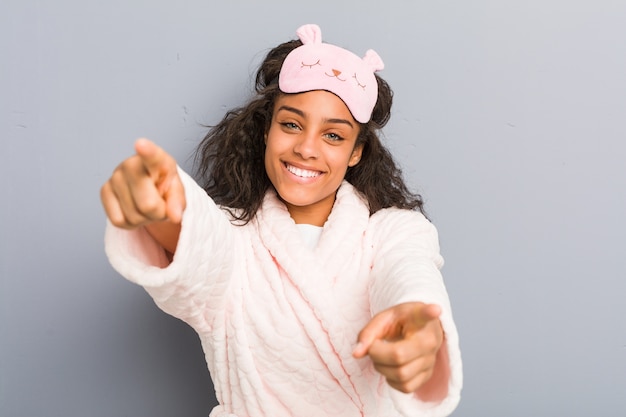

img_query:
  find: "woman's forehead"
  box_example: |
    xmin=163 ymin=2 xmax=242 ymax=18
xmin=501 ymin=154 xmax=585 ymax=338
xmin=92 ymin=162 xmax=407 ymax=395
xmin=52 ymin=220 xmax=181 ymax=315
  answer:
xmin=274 ymin=90 xmax=356 ymax=122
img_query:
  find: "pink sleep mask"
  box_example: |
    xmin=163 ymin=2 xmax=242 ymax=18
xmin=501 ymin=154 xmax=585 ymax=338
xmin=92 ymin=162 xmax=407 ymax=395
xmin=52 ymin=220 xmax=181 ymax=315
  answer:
xmin=278 ymin=24 xmax=384 ymax=123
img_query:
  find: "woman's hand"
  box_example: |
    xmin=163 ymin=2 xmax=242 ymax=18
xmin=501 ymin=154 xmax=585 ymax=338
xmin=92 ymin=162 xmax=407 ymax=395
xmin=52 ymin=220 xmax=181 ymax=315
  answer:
xmin=100 ymin=139 xmax=185 ymax=253
xmin=353 ymin=302 xmax=445 ymax=395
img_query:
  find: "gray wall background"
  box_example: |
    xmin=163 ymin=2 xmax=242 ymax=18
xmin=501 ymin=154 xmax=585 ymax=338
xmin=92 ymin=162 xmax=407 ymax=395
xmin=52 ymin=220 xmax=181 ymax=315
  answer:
xmin=2 ymin=1 xmax=625 ymax=416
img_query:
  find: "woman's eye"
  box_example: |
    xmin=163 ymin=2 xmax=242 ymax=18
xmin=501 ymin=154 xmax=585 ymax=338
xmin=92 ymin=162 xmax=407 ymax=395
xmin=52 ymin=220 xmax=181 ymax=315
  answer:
xmin=282 ymin=122 xmax=300 ymax=130
xmin=325 ymin=133 xmax=343 ymax=141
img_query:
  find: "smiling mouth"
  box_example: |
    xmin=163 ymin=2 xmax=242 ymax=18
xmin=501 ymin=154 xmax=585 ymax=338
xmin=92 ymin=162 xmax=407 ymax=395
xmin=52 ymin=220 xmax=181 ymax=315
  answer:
xmin=284 ymin=163 xmax=322 ymax=178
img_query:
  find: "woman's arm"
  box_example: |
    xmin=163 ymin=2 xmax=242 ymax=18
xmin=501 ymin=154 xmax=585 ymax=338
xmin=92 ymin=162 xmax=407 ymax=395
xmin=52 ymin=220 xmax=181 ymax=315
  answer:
xmin=102 ymin=139 xmax=236 ymax=330
xmin=104 ymin=163 xmax=236 ymax=332
xmin=145 ymin=221 xmax=182 ymax=260
xmin=362 ymin=209 xmax=462 ymax=414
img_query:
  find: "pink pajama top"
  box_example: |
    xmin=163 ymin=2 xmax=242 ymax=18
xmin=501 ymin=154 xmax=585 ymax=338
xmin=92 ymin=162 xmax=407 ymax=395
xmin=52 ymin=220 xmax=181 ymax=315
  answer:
xmin=105 ymin=169 xmax=462 ymax=417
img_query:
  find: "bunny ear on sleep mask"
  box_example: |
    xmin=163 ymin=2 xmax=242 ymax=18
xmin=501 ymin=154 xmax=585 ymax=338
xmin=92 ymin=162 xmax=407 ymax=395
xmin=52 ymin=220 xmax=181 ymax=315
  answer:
xmin=278 ymin=24 xmax=384 ymax=123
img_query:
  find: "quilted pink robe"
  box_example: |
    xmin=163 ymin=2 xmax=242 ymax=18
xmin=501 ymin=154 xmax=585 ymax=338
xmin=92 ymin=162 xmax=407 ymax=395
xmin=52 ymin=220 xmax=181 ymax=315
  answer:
xmin=105 ymin=169 xmax=462 ymax=416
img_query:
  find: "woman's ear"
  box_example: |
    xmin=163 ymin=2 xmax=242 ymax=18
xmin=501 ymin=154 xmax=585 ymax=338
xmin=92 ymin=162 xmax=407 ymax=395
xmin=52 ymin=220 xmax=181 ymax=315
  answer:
xmin=348 ymin=144 xmax=363 ymax=167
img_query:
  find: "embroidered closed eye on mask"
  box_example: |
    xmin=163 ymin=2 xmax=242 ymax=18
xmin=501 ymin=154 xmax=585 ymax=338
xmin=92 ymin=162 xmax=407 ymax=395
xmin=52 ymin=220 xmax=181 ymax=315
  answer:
xmin=278 ymin=24 xmax=384 ymax=123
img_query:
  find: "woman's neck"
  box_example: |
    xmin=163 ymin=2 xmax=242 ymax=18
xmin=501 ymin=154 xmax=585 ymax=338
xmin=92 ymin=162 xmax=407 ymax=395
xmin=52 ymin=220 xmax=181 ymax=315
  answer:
xmin=283 ymin=198 xmax=335 ymax=226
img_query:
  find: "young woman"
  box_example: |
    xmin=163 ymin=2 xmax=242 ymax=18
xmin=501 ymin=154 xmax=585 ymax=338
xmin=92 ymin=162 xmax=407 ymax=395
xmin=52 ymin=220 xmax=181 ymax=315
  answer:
xmin=101 ymin=24 xmax=462 ymax=417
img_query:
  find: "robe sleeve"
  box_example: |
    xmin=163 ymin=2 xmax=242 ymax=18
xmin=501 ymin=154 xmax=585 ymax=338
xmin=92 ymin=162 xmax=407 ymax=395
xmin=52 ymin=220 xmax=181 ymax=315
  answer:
xmin=104 ymin=167 xmax=235 ymax=332
xmin=368 ymin=208 xmax=462 ymax=417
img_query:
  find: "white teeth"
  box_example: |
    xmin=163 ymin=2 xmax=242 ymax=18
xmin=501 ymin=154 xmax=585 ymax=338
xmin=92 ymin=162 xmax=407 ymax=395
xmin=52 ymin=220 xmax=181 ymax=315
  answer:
xmin=286 ymin=164 xmax=320 ymax=178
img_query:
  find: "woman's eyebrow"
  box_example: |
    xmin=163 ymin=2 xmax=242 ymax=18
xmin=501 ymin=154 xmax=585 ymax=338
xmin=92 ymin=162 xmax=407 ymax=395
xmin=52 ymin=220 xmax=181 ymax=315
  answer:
xmin=276 ymin=105 xmax=306 ymax=118
xmin=324 ymin=118 xmax=355 ymax=129
xmin=276 ymin=105 xmax=355 ymax=129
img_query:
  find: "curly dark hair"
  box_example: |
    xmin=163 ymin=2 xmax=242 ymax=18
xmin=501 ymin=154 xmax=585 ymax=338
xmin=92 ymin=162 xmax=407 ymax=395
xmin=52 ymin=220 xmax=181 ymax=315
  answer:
xmin=194 ymin=38 xmax=425 ymax=223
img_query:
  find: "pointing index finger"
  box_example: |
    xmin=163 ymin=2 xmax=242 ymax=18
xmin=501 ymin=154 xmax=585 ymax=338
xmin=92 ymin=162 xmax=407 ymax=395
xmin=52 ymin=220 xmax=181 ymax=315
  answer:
xmin=134 ymin=138 xmax=172 ymax=177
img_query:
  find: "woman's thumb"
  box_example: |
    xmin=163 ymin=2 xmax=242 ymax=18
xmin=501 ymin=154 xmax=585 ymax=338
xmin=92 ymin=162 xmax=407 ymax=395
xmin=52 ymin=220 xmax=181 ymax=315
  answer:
xmin=352 ymin=312 xmax=390 ymax=358
xmin=164 ymin=172 xmax=186 ymax=224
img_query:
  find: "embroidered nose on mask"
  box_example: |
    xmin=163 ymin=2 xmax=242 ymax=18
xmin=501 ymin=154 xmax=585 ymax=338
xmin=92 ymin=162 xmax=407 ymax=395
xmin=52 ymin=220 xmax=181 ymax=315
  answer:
xmin=327 ymin=69 xmax=345 ymax=81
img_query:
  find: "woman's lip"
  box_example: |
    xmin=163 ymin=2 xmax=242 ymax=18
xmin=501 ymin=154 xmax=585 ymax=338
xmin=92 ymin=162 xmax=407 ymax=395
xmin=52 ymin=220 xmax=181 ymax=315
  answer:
xmin=283 ymin=162 xmax=323 ymax=178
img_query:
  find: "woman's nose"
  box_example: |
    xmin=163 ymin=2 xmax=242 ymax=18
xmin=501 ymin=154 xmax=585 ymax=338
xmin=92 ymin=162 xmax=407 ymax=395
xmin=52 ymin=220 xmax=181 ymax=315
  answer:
xmin=293 ymin=131 xmax=319 ymax=159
